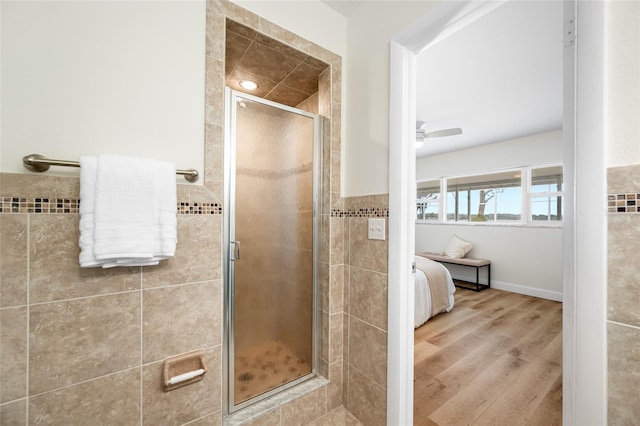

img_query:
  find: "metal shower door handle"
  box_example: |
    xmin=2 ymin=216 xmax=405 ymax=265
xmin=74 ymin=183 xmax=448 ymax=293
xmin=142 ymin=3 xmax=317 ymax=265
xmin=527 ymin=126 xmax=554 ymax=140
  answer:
xmin=231 ymin=241 xmax=241 ymax=261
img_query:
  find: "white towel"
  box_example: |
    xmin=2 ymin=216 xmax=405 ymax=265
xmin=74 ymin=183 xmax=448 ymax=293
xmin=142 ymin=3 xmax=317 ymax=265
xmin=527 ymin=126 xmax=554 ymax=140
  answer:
xmin=105 ymin=159 xmax=176 ymax=267
xmin=93 ymin=154 xmax=156 ymax=260
xmin=79 ymin=154 xmax=177 ymax=268
xmin=79 ymin=156 xmax=101 ymax=267
xmin=153 ymin=159 xmax=178 ymax=258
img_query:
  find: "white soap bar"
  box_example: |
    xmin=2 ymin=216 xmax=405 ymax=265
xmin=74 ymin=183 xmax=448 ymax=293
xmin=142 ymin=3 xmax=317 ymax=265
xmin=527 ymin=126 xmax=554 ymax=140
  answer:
xmin=168 ymin=368 xmax=205 ymax=385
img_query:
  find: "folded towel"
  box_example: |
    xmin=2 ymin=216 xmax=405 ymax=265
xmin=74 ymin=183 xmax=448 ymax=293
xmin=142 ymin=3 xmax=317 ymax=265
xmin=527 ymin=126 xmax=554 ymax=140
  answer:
xmin=93 ymin=154 xmax=156 ymax=260
xmin=153 ymin=159 xmax=177 ymax=259
xmin=101 ymin=258 xmax=160 ymax=268
xmin=79 ymin=156 xmax=100 ymax=267
xmin=79 ymin=154 xmax=177 ymax=268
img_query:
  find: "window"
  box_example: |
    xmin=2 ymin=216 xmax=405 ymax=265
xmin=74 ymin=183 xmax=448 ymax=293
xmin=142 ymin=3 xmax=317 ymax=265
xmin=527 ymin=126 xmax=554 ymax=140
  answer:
xmin=530 ymin=165 xmax=563 ymax=222
xmin=447 ymin=171 xmax=522 ymax=222
xmin=417 ymin=163 xmax=563 ymax=226
xmin=416 ymin=180 xmax=440 ymax=221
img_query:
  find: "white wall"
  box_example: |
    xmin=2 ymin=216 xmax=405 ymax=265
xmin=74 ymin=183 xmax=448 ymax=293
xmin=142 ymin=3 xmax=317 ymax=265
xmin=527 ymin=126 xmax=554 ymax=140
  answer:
xmin=1 ymin=1 xmax=206 ymax=178
xmin=417 ymin=129 xmax=562 ymax=179
xmin=0 ymin=1 xmax=3 ymax=166
xmin=344 ymin=1 xmax=437 ymax=196
xmin=416 ymin=224 xmax=563 ymax=300
xmin=606 ymin=0 xmax=640 ymax=167
xmin=415 ymin=130 xmax=564 ymax=300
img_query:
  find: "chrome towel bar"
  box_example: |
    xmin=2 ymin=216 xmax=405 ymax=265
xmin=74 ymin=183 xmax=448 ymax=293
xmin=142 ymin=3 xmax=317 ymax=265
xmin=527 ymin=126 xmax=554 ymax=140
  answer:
xmin=22 ymin=153 xmax=199 ymax=183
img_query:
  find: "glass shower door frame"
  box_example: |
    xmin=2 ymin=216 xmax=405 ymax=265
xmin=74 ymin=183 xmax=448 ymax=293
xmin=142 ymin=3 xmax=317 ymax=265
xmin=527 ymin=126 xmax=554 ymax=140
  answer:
xmin=223 ymin=88 xmax=321 ymax=414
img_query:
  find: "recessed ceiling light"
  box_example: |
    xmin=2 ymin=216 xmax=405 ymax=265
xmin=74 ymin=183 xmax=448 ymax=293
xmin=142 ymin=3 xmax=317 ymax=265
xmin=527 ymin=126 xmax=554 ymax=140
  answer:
xmin=239 ymin=80 xmax=258 ymax=90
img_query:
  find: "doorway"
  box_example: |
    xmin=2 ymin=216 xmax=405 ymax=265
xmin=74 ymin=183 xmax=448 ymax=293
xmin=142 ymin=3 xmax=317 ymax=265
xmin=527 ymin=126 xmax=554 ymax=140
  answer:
xmin=387 ymin=1 xmax=607 ymax=425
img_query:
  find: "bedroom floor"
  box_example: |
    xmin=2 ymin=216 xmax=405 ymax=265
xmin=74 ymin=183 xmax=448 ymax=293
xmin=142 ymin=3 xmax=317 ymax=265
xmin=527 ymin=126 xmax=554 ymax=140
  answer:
xmin=414 ymin=286 xmax=562 ymax=426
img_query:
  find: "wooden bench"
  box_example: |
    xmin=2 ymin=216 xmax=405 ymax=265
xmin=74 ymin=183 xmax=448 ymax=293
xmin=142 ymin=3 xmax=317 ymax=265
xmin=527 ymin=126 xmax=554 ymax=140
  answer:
xmin=416 ymin=252 xmax=491 ymax=292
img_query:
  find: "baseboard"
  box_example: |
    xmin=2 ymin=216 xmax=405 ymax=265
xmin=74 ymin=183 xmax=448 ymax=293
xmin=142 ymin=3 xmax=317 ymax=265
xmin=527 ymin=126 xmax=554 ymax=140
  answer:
xmin=446 ymin=270 xmax=563 ymax=302
xmin=490 ymin=281 xmax=563 ymax=302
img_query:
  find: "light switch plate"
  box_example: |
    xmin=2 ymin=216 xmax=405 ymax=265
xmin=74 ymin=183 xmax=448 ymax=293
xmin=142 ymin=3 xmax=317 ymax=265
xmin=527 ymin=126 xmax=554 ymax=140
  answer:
xmin=368 ymin=218 xmax=385 ymax=240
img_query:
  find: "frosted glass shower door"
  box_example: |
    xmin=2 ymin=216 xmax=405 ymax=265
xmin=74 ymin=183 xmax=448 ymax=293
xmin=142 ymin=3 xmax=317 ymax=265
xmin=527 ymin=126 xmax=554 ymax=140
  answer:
xmin=225 ymin=90 xmax=319 ymax=410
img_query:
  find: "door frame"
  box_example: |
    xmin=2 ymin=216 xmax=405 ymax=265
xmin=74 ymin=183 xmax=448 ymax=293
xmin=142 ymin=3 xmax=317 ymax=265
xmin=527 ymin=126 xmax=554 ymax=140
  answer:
xmin=387 ymin=1 xmax=607 ymax=425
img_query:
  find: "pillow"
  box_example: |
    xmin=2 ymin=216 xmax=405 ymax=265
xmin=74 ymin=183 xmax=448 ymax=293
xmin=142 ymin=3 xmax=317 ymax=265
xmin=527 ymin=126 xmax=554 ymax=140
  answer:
xmin=442 ymin=234 xmax=473 ymax=259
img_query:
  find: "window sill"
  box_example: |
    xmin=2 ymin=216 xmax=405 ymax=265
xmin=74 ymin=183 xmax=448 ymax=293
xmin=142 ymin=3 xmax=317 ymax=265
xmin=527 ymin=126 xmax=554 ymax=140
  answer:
xmin=415 ymin=220 xmax=563 ymax=229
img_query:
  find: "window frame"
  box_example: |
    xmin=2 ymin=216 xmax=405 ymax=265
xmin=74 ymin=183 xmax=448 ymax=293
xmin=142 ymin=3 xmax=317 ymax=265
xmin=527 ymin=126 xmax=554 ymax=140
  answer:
xmin=416 ymin=163 xmax=563 ymax=228
xmin=527 ymin=163 xmax=564 ymax=224
xmin=416 ymin=179 xmax=441 ymax=222
xmin=444 ymin=168 xmax=523 ymax=224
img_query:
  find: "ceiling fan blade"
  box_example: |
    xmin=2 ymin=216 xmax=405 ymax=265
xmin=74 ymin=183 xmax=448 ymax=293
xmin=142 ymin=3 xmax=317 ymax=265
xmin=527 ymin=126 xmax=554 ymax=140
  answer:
xmin=424 ymin=128 xmax=463 ymax=138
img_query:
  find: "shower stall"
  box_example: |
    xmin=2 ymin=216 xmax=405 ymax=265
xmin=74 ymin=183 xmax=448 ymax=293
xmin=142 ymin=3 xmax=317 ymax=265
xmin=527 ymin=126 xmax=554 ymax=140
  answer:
xmin=223 ymin=89 xmax=321 ymax=412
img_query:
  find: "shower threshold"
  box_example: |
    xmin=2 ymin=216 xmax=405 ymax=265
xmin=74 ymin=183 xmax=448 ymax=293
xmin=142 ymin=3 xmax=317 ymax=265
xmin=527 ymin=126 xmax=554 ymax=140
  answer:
xmin=224 ymin=376 xmax=328 ymax=425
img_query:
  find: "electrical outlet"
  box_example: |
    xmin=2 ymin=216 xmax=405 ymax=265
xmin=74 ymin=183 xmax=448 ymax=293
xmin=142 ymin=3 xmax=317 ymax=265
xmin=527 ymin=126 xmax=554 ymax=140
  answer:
xmin=368 ymin=218 xmax=385 ymax=240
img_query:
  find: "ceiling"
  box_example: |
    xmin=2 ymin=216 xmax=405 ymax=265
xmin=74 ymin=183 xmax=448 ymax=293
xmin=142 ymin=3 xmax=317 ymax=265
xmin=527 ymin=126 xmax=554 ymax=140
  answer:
xmin=416 ymin=0 xmax=563 ymax=157
xmin=323 ymin=0 xmax=563 ymax=159
xmin=225 ymin=19 xmax=329 ymax=107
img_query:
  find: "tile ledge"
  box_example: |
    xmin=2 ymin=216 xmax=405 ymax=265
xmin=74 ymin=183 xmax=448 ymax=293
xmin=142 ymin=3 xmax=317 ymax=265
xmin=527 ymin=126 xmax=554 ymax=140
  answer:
xmin=223 ymin=376 xmax=328 ymax=425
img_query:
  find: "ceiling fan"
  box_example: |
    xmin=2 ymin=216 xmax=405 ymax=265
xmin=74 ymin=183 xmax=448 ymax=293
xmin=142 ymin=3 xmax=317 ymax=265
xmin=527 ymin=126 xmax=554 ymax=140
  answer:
xmin=416 ymin=121 xmax=462 ymax=147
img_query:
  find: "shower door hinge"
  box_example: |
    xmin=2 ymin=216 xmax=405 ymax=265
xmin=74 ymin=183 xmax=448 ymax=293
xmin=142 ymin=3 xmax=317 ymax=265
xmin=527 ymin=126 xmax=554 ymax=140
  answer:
xmin=564 ymin=18 xmax=575 ymax=47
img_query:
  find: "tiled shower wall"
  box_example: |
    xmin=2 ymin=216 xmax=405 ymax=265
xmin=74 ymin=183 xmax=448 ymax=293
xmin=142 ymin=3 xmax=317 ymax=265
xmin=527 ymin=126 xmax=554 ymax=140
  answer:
xmin=607 ymin=165 xmax=640 ymax=423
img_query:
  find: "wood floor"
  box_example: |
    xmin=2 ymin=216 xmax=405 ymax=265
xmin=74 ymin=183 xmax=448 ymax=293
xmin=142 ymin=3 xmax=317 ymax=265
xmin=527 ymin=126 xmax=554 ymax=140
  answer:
xmin=414 ymin=286 xmax=562 ymax=426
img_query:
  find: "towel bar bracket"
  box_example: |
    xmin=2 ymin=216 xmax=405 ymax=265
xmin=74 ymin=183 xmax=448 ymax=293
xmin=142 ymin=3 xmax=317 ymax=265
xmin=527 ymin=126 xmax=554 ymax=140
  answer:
xmin=22 ymin=153 xmax=199 ymax=183
xmin=24 ymin=154 xmax=79 ymax=173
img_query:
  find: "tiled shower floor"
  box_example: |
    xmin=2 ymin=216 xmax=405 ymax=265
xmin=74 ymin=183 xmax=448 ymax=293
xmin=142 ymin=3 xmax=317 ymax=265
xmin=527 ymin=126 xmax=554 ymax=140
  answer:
xmin=234 ymin=340 xmax=311 ymax=403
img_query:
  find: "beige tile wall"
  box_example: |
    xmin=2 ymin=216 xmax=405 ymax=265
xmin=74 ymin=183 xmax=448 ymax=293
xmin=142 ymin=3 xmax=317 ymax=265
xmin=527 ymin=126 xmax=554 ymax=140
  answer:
xmin=607 ymin=165 xmax=640 ymax=424
xmin=343 ymin=194 xmax=390 ymax=426
xmin=0 ymin=173 xmax=224 ymax=425
xmin=0 ymin=1 xmax=354 ymax=424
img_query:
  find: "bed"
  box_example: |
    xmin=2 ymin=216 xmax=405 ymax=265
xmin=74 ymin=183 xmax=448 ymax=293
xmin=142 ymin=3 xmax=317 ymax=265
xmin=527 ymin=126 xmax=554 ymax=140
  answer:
xmin=414 ymin=255 xmax=456 ymax=328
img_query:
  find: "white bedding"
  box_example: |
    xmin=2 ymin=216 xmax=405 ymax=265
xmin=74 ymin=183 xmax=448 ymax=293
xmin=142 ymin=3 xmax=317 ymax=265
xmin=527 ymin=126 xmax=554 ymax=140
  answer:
xmin=414 ymin=259 xmax=456 ymax=328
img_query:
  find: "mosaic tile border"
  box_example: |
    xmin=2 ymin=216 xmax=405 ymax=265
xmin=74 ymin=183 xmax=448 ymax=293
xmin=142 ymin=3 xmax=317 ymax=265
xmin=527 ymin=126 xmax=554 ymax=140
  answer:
xmin=0 ymin=197 xmax=80 ymax=214
xmin=0 ymin=197 xmax=389 ymax=217
xmin=331 ymin=208 xmax=389 ymax=218
xmin=608 ymin=193 xmax=640 ymax=213
xmin=178 ymin=202 xmax=222 ymax=215
xmin=0 ymin=197 xmax=222 ymax=215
